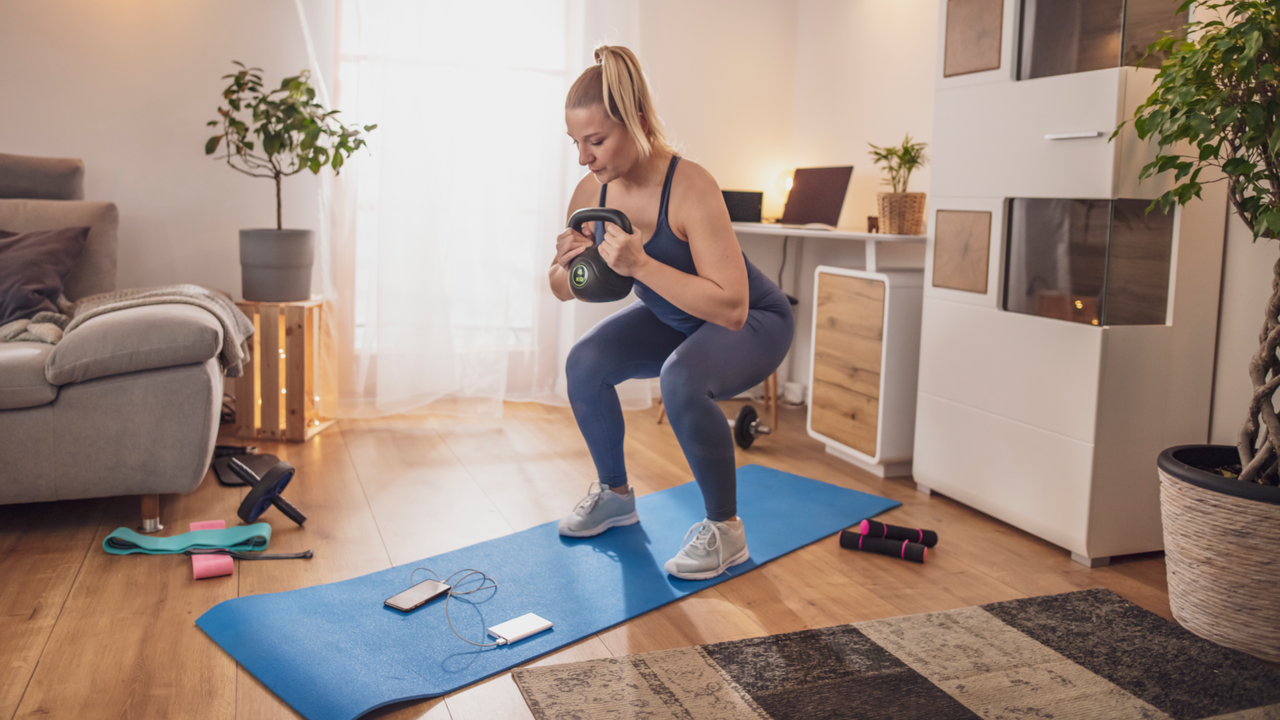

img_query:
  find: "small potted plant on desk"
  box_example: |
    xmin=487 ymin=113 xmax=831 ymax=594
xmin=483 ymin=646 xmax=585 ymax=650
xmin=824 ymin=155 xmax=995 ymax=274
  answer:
xmin=1125 ymin=0 xmax=1279 ymax=662
xmin=206 ymin=61 xmax=375 ymax=302
xmin=868 ymin=134 xmax=928 ymax=236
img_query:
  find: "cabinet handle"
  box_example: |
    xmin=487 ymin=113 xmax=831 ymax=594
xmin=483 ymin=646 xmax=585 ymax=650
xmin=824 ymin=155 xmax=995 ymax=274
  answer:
xmin=1044 ymin=131 xmax=1103 ymax=140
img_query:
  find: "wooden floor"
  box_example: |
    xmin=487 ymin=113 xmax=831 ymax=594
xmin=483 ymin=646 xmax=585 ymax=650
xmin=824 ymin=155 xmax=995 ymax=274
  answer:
xmin=0 ymin=400 xmax=1173 ymax=720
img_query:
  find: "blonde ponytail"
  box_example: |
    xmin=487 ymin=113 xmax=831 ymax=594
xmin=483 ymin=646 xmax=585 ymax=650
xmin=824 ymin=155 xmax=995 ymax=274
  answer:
xmin=566 ymin=45 xmax=675 ymax=159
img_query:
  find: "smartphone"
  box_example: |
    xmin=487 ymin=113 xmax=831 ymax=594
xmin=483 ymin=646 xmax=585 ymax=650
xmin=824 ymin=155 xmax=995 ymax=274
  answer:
xmin=384 ymin=579 xmax=450 ymax=612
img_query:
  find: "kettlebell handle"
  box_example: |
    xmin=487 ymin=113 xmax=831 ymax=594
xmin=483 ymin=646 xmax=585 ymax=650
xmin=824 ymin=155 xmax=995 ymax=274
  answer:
xmin=569 ymin=207 xmax=633 ymax=238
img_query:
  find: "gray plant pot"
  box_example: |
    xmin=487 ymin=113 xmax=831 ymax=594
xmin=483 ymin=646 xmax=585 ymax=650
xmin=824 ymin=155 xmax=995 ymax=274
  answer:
xmin=239 ymin=229 xmax=314 ymax=302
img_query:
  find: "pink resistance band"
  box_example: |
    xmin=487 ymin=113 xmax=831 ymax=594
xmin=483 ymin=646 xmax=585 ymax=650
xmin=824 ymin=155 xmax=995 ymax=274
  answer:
xmin=190 ymin=520 xmax=235 ymax=580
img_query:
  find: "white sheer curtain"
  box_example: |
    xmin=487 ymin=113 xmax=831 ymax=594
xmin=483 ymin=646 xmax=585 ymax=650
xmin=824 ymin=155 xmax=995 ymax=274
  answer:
xmin=314 ymin=0 xmax=650 ymax=419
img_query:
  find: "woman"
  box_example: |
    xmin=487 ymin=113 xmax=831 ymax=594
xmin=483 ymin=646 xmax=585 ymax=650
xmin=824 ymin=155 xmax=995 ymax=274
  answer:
xmin=551 ymin=46 xmax=794 ymax=580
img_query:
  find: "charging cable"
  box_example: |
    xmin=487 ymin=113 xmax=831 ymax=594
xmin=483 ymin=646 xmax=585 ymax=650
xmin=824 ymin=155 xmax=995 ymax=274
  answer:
xmin=409 ymin=567 xmax=506 ymax=646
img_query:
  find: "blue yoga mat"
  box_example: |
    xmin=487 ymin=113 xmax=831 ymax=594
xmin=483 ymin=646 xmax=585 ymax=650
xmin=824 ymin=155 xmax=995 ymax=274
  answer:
xmin=197 ymin=464 xmax=900 ymax=720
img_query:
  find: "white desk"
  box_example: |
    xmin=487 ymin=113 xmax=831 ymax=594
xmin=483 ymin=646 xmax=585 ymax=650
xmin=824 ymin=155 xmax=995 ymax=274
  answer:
xmin=730 ymin=223 xmax=926 ymax=273
xmin=731 ymin=223 xmax=927 ymax=479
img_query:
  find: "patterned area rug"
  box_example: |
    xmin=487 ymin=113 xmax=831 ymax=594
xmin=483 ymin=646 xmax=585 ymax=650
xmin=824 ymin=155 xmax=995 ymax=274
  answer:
xmin=512 ymin=588 xmax=1280 ymax=719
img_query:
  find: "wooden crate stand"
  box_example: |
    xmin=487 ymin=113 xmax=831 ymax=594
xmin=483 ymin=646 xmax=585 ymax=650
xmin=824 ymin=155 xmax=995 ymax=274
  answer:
xmin=234 ymin=299 xmax=334 ymax=442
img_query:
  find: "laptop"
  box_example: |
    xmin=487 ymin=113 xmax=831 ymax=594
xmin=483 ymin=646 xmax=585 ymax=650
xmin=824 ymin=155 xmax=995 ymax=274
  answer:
xmin=778 ymin=166 xmax=854 ymax=229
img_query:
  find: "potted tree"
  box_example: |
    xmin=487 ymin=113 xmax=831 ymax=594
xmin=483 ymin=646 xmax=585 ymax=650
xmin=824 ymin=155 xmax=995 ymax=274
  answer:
xmin=1126 ymin=0 xmax=1279 ymax=662
xmin=868 ymin=134 xmax=928 ymax=235
xmin=206 ymin=61 xmax=375 ymax=302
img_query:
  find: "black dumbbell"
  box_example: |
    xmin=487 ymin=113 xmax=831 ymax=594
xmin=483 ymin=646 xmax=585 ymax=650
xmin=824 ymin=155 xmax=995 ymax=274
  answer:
xmin=732 ymin=404 xmax=773 ymax=449
xmin=567 ymin=207 xmax=635 ymax=303
xmin=227 ymin=457 xmax=307 ymax=526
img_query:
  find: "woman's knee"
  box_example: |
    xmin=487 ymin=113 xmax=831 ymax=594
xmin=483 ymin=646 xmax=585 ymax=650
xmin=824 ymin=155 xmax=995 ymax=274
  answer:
xmin=566 ymin=339 xmax=609 ymax=387
xmin=659 ymin=357 xmax=712 ymax=409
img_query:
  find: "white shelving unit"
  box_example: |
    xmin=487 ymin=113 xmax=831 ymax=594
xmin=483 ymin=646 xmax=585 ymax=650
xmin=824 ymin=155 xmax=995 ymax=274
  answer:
xmin=913 ymin=0 xmax=1229 ymax=566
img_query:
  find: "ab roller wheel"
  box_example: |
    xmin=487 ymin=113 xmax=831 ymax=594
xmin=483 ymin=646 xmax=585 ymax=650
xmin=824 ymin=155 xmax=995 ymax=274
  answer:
xmin=567 ymin=207 xmax=634 ymax=303
xmin=227 ymin=457 xmax=308 ymax=526
xmin=732 ymin=404 xmax=773 ymax=449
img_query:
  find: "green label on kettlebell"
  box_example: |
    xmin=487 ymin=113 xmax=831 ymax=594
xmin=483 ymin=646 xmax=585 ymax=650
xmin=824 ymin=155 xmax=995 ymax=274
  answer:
xmin=571 ymin=264 xmax=589 ymax=287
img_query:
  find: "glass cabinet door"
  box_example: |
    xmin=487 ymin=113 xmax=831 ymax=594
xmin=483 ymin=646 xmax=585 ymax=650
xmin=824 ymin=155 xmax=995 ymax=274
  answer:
xmin=1018 ymin=0 xmax=1187 ymax=80
xmin=1003 ymin=198 xmax=1174 ymax=326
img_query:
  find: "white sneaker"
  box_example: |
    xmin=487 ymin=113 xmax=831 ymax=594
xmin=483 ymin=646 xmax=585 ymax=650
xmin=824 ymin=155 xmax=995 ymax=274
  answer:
xmin=558 ymin=483 xmax=639 ymax=537
xmin=663 ymin=518 xmax=749 ymax=580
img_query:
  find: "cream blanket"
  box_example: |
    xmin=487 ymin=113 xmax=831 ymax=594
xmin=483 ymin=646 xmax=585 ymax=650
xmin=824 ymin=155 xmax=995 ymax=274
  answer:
xmin=0 ymin=284 xmax=256 ymax=377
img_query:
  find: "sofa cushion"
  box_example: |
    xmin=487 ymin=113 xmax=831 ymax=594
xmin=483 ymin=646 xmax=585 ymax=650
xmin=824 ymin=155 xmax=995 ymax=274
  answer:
xmin=46 ymin=304 xmax=223 ymax=385
xmin=0 ymin=200 xmax=118 ymax=300
xmin=0 ymin=341 xmax=58 ymax=409
xmin=0 ymin=154 xmax=85 ymax=200
xmin=0 ymin=226 xmax=89 ymax=325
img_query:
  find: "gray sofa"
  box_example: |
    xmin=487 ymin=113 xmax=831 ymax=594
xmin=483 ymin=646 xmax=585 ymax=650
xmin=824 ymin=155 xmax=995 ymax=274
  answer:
xmin=0 ymin=154 xmax=226 ymax=530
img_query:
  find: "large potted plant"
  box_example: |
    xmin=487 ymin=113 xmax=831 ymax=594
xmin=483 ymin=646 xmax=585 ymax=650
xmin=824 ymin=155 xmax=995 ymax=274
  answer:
xmin=206 ymin=61 xmax=375 ymax=302
xmin=1127 ymin=0 xmax=1279 ymax=662
xmin=868 ymin=134 xmax=928 ymax=235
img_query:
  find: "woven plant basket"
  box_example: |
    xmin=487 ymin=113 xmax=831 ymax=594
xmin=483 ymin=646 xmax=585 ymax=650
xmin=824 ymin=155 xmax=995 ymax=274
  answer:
xmin=1157 ymin=445 xmax=1280 ymax=663
xmin=877 ymin=192 xmax=926 ymax=235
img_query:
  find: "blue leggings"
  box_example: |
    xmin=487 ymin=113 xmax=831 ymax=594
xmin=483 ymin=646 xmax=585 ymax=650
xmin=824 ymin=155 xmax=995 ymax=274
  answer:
xmin=566 ymin=301 xmax=794 ymax=521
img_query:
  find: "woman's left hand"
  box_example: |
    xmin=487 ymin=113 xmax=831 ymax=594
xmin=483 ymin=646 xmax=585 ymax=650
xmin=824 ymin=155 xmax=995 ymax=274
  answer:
xmin=597 ymin=222 xmax=649 ymax=278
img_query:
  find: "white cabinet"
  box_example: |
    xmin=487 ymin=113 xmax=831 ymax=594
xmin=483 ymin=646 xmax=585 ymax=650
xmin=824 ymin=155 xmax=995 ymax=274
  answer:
xmin=807 ymin=266 xmax=923 ymax=478
xmin=913 ymin=0 xmax=1227 ymax=566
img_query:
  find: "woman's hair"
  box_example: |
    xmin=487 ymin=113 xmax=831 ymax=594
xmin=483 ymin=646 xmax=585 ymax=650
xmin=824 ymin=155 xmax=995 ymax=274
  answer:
xmin=566 ymin=45 xmax=675 ymax=159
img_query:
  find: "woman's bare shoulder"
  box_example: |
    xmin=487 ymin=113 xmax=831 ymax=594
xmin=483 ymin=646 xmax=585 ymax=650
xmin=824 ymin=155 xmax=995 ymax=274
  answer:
xmin=672 ymin=158 xmax=722 ymax=200
xmin=669 ymin=159 xmax=731 ymax=239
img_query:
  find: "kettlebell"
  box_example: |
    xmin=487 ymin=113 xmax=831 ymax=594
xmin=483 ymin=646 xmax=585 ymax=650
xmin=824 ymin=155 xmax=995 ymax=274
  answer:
xmin=567 ymin=207 xmax=635 ymax=303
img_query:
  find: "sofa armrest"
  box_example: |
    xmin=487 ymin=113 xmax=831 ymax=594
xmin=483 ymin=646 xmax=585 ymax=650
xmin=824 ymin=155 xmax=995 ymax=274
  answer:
xmin=46 ymin=304 xmax=223 ymax=385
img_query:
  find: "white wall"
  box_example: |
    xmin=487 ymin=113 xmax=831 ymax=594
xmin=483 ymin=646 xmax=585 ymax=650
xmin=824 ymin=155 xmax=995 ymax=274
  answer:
xmin=792 ymin=0 xmax=938 ymax=230
xmin=1209 ymin=215 xmax=1278 ymax=445
xmin=637 ymin=0 xmax=798 ymax=219
xmin=0 ymin=0 xmax=334 ymax=299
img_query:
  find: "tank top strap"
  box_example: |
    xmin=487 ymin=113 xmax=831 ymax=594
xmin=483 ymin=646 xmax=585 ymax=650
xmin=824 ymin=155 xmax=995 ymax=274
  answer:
xmin=657 ymin=156 xmax=681 ymax=225
xmin=594 ymin=183 xmax=608 ymax=243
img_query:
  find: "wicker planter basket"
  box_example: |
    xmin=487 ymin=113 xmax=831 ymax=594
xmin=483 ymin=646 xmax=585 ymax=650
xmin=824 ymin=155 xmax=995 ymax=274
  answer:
xmin=1157 ymin=445 xmax=1280 ymax=663
xmin=877 ymin=192 xmax=926 ymax=235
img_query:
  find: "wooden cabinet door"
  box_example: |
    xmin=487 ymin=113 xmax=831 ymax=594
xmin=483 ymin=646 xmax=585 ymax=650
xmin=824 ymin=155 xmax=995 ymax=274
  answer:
xmin=811 ymin=273 xmax=886 ymax=457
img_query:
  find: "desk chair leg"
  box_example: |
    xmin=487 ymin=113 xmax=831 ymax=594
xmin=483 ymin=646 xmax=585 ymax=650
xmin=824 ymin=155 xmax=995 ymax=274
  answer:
xmin=139 ymin=494 xmax=163 ymax=534
xmin=656 ymin=398 xmax=666 ymax=425
xmin=764 ymin=371 xmax=779 ymax=430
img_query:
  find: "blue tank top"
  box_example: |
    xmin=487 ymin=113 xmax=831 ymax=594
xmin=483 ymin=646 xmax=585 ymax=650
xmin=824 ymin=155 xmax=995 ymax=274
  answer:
xmin=597 ymin=156 xmax=788 ymax=335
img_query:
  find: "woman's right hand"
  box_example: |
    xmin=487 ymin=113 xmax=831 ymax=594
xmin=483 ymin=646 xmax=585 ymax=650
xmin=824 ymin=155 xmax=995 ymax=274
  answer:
xmin=554 ymin=224 xmax=594 ymax=270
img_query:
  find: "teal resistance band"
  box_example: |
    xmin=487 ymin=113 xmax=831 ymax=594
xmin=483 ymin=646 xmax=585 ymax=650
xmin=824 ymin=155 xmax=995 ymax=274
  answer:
xmin=104 ymin=524 xmax=272 ymax=556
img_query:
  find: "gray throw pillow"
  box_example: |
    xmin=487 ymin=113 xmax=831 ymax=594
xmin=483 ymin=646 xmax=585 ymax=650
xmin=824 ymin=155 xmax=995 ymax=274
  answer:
xmin=0 ymin=226 xmax=89 ymax=326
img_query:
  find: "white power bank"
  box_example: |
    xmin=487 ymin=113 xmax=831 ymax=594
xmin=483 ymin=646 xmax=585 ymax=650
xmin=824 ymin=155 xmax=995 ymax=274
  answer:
xmin=487 ymin=613 xmax=552 ymax=643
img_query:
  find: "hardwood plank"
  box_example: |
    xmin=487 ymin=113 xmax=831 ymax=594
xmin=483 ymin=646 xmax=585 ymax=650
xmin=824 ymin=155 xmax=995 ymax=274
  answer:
xmin=424 ymin=413 xmax=591 ymax=532
xmin=0 ymin=499 xmax=103 ymax=720
xmin=597 ymin=590 xmax=766 ymax=656
xmin=713 ymin=542 xmax=905 ymax=634
xmin=341 ymin=416 xmax=515 ymax=565
xmin=13 ymin=476 xmax=240 ymax=720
